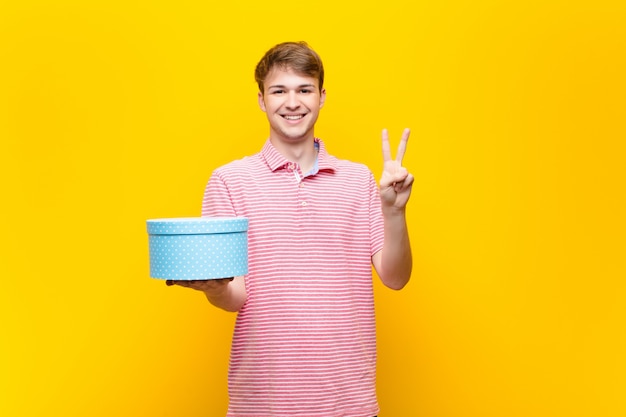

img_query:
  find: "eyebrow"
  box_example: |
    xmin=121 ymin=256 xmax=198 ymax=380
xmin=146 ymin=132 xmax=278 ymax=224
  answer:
xmin=267 ymin=84 xmax=316 ymax=89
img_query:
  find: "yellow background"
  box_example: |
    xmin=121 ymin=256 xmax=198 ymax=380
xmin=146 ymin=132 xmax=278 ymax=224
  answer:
xmin=1 ymin=1 xmax=625 ymax=416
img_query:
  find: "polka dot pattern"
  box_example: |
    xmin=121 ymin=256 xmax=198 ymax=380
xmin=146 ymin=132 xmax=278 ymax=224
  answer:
xmin=147 ymin=217 xmax=248 ymax=280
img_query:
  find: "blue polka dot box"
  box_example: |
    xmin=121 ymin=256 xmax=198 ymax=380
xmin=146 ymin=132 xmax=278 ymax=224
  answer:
xmin=146 ymin=217 xmax=248 ymax=280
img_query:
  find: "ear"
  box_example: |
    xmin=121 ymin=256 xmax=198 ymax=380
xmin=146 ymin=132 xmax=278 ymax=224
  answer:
xmin=319 ymin=88 xmax=327 ymax=109
xmin=258 ymin=91 xmax=267 ymax=112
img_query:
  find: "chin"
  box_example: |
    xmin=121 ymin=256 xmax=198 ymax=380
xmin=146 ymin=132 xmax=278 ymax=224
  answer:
xmin=285 ymin=133 xmax=311 ymax=142
xmin=278 ymin=128 xmax=310 ymax=141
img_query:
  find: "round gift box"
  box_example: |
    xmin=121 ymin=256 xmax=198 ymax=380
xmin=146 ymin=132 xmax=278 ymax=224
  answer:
xmin=146 ymin=217 xmax=248 ymax=280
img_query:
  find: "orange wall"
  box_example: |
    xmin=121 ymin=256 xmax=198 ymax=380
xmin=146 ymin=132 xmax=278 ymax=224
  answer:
xmin=1 ymin=1 xmax=625 ymax=416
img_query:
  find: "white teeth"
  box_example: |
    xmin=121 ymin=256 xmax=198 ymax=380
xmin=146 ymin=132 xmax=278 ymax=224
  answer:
xmin=283 ymin=115 xmax=304 ymax=120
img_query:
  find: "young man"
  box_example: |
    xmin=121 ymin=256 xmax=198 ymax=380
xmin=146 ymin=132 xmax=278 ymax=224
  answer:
xmin=169 ymin=41 xmax=413 ymax=417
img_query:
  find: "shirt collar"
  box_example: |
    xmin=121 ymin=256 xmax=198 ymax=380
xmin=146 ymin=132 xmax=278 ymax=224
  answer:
xmin=260 ymin=138 xmax=337 ymax=173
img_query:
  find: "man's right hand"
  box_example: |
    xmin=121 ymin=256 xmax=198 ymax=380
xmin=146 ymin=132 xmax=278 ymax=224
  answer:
xmin=166 ymin=278 xmax=234 ymax=297
xmin=165 ymin=277 xmax=246 ymax=312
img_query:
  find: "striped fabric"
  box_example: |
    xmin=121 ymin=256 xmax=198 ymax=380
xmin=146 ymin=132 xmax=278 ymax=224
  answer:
xmin=202 ymin=138 xmax=384 ymax=417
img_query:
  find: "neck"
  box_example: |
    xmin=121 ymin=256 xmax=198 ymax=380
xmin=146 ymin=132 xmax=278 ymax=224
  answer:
xmin=269 ymin=136 xmax=318 ymax=173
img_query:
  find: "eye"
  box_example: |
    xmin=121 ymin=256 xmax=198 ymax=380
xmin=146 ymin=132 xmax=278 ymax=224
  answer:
xmin=299 ymin=89 xmax=312 ymax=94
xmin=271 ymin=89 xmax=285 ymax=95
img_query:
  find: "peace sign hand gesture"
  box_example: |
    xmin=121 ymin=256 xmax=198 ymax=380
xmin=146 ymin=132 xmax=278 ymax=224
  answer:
xmin=380 ymin=128 xmax=414 ymax=211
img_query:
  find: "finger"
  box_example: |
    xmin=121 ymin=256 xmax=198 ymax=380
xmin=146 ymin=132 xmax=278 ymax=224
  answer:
xmin=167 ymin=280 xmax=200 ymax=288
xmin=396 ymin=173 xmax=414 ymax=191
xmin=395 ymin=128 xmax=410 ymax=163
xmin=388 ymin=165 xmax=408 ymax=180
xmin=381 ymin=128 xmax=392 ymax=162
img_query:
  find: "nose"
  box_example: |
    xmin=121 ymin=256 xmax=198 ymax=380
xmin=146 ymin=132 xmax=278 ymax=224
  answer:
xmin=285 ymin=91 xmax=300 ymax=109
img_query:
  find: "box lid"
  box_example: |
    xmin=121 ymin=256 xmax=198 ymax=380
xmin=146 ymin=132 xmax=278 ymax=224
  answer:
xmin=146 ymin=217 xmax=248 ymax=235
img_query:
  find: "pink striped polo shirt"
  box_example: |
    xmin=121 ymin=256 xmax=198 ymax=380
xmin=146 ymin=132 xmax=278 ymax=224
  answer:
xmin=202 ymin=138 xmax=384 ymax=417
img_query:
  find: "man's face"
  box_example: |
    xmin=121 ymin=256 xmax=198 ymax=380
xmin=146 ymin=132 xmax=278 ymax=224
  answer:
xmin=258 ymin=67 xmax=326 ymax=144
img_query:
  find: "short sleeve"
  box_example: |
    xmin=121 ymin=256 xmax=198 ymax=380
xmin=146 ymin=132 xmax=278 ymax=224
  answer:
xmin=369 ymin=171 xmax=384 ymax=256
xmin=201 ymin=172 xmax=237 ymax=217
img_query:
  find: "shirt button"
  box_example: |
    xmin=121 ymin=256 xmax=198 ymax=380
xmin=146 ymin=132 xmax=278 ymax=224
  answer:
xmin=301 ymin=201 xmax=307 ymax=206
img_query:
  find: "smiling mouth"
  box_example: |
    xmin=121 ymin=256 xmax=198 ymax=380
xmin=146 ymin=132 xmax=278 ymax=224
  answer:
xmin=282 ymin=114 xmax=305 ymax=120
